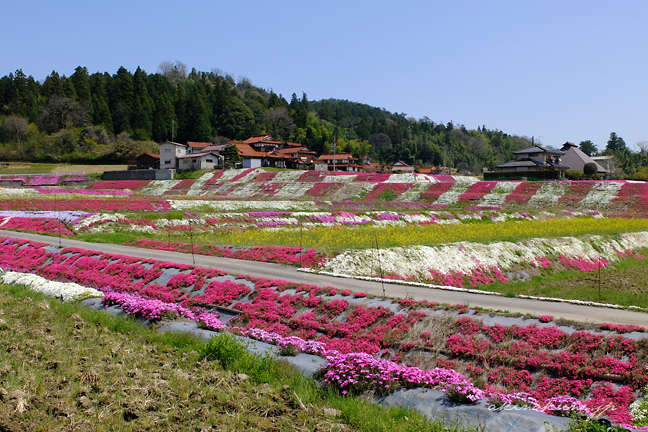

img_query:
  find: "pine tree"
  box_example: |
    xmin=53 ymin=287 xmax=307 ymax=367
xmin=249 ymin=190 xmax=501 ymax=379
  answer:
xmin=62 ymin=78 xmax=77 ymax=99
xmin=70 ymin=66 xmax=91 ymax=101
xmin=41 ymin=71 xmax=64 ymax=99
xmin=152 ymin=93 xmax=175 ymax=142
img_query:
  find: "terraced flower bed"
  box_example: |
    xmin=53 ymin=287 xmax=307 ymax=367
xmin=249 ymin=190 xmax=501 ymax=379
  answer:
xmin=2 ymin=236 xmax=648 ymax=428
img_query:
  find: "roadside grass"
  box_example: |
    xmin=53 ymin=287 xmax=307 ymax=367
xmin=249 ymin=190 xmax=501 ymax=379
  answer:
xmin=76 ymin=231 xmax=155 ymax=244
xmin=479 ymin=256 xmax=648 ymax=308
xmin=0 ymin=283 xmax=477 ymax=432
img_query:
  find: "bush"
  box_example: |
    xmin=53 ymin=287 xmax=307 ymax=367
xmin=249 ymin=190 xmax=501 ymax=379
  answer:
xmin=583 ymin=162 xmax=598 ymax=176
xmin=566 ymin=170 xmax=584 ymax=180
xmin=201 ymin=332 xmax=249 ymax=369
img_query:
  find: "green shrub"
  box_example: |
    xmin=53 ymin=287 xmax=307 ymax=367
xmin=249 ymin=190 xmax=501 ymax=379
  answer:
xmin=201 ymin=332 xmax=249 ymax=369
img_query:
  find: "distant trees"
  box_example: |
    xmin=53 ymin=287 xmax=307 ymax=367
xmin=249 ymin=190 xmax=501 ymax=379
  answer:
xmin=0 ymin=64 xmax=538 ymax=168
xmin=579 ymin=140 xmax=597 ymax=156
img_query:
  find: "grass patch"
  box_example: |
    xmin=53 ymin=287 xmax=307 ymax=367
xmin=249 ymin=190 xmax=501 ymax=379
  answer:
xmin=480 ymin=256 xmax=648 ymax=308
xmin=0 ymin=283 xmax=477 ymax=432
xmin=75 ymin=231 xmax=155 ymax=245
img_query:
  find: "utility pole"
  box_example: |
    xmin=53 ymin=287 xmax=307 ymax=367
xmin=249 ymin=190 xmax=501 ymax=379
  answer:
xmin=332 ymin=133 xmax=337 ymax=171
xmin=172 ymin=120 xmax=175 ymax=141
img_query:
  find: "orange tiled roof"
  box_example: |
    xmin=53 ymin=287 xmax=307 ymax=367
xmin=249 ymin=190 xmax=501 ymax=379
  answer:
xmin=277 ymin=147 xmax=316 ymax=155
xmin=143 ymin=152 xmax=160 ymax=158
xmin=187 ymin=142 xmax=210 ymax=149
xmin=234 ymin=142 xmax=288 ymax=159
xmin=318 ymin=153 xmax=357 ymax=161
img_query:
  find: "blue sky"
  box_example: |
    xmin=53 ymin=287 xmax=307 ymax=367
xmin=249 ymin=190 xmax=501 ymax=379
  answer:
xmin=2 ymin=0 xmax=647 ymax=151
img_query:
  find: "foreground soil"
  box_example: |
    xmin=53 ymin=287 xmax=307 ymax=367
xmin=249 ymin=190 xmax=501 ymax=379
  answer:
xmin=0 ymin=287 xmax=353 ymax=432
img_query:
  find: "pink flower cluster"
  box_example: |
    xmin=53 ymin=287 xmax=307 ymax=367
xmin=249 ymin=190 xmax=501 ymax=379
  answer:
xmin=63 ymin=175 xmax=89 ymax=182
xmin=27 ymin=175 xmax=61 ymax=186
xmin=127 ymin=239 xmax=325 ymax=269
xmin=559 ymin=254 xmax=609 ymax=272
xmin=0 ymin=216 xmax=74 ymax=237
xmin=34 ymin=188 xmax=132 ymax=196
xmin=0 ymin=198 xmax=170 ymax=212
xmin=423 ymin=264 xmax=509 ymax=287
xmin=87 ymin=180 xmax=151 ymax=190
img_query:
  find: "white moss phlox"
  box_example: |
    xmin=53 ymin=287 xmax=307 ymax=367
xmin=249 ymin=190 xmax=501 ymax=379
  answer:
xmin=1 ymin=271 xmax=103 ymax=302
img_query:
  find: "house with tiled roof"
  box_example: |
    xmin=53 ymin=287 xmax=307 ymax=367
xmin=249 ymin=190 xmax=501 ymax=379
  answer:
xmin=187 ymin=142 xmax=211 ymax=153
xmin=232 ymin=136 xmax=287 ymax=169
xmin=277 ymin=145 xmax=322 ymax=169
xmin=493 ymin=145 xmax=570 ymax=178
xmin=135 ymin=152 xmax=160 ymax=169
xmin=391 ymin=160 xmax=414 ymax=173
xmin=559 ymin=142 xmax=607 ymax=173
xmin=176 ymin=150 xmax=223 ymax=171
xmin=318 ymin=153 xmax=362 ymax=172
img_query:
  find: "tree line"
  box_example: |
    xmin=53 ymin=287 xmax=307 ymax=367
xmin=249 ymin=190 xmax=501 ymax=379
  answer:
xmin=1 ymin=62 xmax=539 ymax=170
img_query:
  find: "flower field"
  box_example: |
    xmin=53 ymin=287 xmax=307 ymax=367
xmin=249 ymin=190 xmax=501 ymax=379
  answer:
xmin=4 ymin=169 xmax=648 ymax=428
xmin=2 ymin=236 xmax=648 ymax=428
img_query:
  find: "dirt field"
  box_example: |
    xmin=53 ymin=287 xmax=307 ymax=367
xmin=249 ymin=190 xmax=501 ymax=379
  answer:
xmin=0 ymin=163 xmax=127 ymax=175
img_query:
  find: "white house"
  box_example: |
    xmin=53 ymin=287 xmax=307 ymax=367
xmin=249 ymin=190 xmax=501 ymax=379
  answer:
xmin=176 ymin=151 xmax=223 ymax=171
xmin=160 ymin=141 xmax=189 ymax=169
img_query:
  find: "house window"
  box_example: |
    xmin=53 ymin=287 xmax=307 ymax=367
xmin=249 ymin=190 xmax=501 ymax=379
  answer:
xmin=164 ymin=160 xmax=171 ymax=165
xmin=165 ymin=149 xmax=171 ymax=153
xmin=206 ymin=159 xmax=213 ymax=163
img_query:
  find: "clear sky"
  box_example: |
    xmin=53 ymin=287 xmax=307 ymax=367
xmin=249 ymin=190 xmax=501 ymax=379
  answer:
xmin=2 ymin=0 xmax=646 ymax=151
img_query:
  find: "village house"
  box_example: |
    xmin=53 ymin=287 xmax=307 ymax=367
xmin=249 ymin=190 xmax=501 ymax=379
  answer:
xmin=176 ymin=151 xmax=223 ymax=171
xmin=390 ymin=160 xmax=415 ymax=173
xmin=559 ymin=142 xmax=607 ymax=174
xmin=493 ymin=144 xmax=570 ymax=178
xmin=160 ymin=141 xmax=189 ymax=169
xmin=318 ymin=153 xmax=362 ymax=172
xmin=186 ymin=142 xmax=211 ymax=154
xmin=135 ymin=152 xmax=160 ymax=170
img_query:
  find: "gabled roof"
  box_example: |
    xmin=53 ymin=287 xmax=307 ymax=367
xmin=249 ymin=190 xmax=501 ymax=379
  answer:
xmin=204 ymin=144 xmax=227 ymax=152
xmin=495 ymin=158 xmax=570 ymax=170
xmin=176 ymin=151 xmax=222 ymax=160
xmin=318 ymin=153 xmax=357 ymax=161
xmin=162 ymin=141 xmax=188 ymax=147
xmin=393 ymin=160 xmax=411 ymax=167
xmin=138 ymin=152 xmax=160 ymax=159
xmin=560 ymin=142 xmax=607 ymax=173
xmin=513 ymin=145 xmax=564 ymax=156
xmin=277 ymin=146 xmax=316 ymax=155
xmin=233 ymin=142 xmax=288 ymax=159
xmin=187 ymin=142 xmax=211 ymax=149
xmin=242 ymin=135 xmax=284 ymax=145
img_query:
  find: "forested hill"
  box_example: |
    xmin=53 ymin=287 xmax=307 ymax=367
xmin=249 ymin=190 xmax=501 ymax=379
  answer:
xmin=0 ymin=64 xmax=531 ymax=171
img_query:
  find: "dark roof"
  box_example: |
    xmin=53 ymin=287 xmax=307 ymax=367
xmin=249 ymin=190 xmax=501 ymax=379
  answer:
xmin=176 ymin=151 xmax=222 ymax=160
xmin=137 ymin=152 xmax=160 ymax=159
xmin=495 ymin=158 xmax=570 ymax=170
xmin=513 ymin=145 xmax=565 ymax=156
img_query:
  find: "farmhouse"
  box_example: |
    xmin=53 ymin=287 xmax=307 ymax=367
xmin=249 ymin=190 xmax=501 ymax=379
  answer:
xmin=186 ymin=142 xmax=211 ymax=154
xmin=176 ymin=151 xmax=223 ymax=171
xmin=493 ymin=144 xmax=570 ymax=178
xmin=318 ymin=153 xmax=362 ymax=172
xmin=160 ymin=141 xmax=189 ymax=169
xmin=559 ymin=142 xmax=607 ymax=174
xmin=135 ymin=152 xmax=160 ymax=170
xmin=390 ymin=160 xmax=415 ymax=173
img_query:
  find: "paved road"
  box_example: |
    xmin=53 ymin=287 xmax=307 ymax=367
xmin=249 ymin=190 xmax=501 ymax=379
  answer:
xmin=2 ymin=229 xmax=647 ymax=326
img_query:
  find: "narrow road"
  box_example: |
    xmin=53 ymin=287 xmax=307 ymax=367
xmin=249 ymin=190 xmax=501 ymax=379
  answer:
xmin=2 ymin=229 xmax=647 ymax=326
